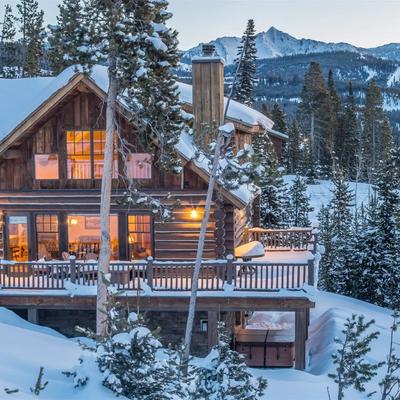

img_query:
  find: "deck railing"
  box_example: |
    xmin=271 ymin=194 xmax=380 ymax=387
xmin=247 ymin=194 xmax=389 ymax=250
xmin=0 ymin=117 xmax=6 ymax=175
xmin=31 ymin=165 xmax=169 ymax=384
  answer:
xmin=245 ymin=227 xmax=318 ymax=253
xmin=0 ymin=257 xmax=315 ymax=292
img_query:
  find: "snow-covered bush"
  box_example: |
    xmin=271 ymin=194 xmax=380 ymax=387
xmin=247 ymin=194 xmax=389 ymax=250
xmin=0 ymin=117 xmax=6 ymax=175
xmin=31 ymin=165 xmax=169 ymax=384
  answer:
xmin=191 ymin=322 xmax=267 ymax=400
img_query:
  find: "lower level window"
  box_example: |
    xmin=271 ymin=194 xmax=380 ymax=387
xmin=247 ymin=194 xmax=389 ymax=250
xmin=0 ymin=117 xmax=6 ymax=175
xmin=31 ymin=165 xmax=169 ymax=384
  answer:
xmin=36 ymin=214 xmax=59 ymax=260
xmin=67 ymin=214 xmax=119 ymax=260
xmin=8 ymin=215 xmax=29 ymax=261
xmin=128 ymin=215 xmax=151 ymax=260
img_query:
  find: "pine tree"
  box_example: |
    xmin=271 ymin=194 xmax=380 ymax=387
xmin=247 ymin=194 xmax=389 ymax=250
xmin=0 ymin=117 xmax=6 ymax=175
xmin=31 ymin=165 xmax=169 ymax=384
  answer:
xmin=253 ymin=130 xmax=288 ymax=228
xmin=329 ymin=169 xmax=354 ymax=295
xmin=317 ymin=205 xmax=334 ymax=291
xmin=298 ymin=62 xmax=332 ymax=174
xmin=0 ymin=4 xmax=17 ymax=78
xmin=339 ymin=82 xmax=359 ymax=179
xmin=192 ymin=322 xmax=267 ymax=400
xmin=47 ymin=0 xmax=88 ymax=74
xmin=287 ymin=119 xmax=302 ymax=173
xmin=327 ymin=69 xmax=341 ymax=171
xmin=351 ymin=151 xmax=400 ymax=307
xmin=363 ymin=80 xmax=386 ymax=175
xmin=287 ymin=175 xmax=313 ymax=227
xmin=233 ymin=19 xmax=257 ymax=106
xmin=16 ymin=0 xmax=45 ymax=77
xmin=329 ymin=314 xmax=382 ymax=400
xmin=379 ymin=311 xmax=400 ymax=400
xmin=271 ymin=103 xmax=287 ymax=133
xmin=127 ymin=0 xmax=184 ymax=173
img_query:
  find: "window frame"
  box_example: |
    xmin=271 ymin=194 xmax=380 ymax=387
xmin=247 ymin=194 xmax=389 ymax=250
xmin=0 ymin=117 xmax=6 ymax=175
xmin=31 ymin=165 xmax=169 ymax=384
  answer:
xmin=127 ymin=214 xmax=153 ymax=260
xmin=65 ymin=129 xmax=118 ymax=180
xmin=33 ymin=153 xmax=60 ymax=180
xmin=35 ymin=213 xmax=60 ymax=260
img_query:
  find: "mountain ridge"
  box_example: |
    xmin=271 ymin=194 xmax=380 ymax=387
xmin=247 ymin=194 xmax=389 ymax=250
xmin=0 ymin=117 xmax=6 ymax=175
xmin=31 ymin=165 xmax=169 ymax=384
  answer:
xmin=181 ymin=26 xmax=400 ymax=64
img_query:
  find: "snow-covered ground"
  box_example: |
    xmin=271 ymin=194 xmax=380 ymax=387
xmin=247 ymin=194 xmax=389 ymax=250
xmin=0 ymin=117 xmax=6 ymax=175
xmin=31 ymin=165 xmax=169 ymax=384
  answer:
xmin=0 ymin=290 xmax=396 ymax=399
xmin=284 ymin=175 xmax=373 ymax=222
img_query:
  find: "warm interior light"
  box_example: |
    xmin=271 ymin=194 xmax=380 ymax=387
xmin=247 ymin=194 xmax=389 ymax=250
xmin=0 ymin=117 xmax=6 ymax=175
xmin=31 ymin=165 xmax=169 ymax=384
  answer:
xmin=190 ymin=208 xmax=199 ymax=219
xmin=69 ymin=218 xmax=78 ymax=225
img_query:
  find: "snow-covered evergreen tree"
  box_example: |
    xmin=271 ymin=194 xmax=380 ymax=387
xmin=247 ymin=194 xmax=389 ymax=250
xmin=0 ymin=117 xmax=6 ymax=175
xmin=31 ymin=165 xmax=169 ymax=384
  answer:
xmin=68 ymin=299 xmax=189 ymax=399
xmin=125 ymin=0 xmax=184 ymax=173
xmin=287 ymin=120 xmax=302 ymax=174
xmin=253 ymin=130 xmax=288 ymax=228
xmin=351 ymin=151 xmax=400 ymax=307
xmin=233 ymin=19 xmax=257 ymax=106
xmin=47 ymin=0 xmax=89 ymax=74
xmin=271 ymin=103 xmax=287 ymax=134
xmin=192 ymin=322 xmax=267 ymax=400
xmin=317 ymin=204 xmax=334 ymax=291
xmin=329 ymin=314 xmax=382 ymax=400
xmin=287 ymin=175 xmax=313 ymax=227
xmin=329 ymin=170 xmax=354 ymax=295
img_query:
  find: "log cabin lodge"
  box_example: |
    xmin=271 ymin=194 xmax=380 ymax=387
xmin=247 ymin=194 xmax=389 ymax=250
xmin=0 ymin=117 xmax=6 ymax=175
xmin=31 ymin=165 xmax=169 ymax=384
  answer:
xmin=0 ymin=46 xmax=316 ymax=370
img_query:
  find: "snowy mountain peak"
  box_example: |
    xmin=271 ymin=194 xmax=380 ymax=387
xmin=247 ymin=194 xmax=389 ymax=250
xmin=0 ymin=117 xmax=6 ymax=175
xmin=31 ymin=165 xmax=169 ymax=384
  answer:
xmin=181 ymin=27 xmax=400 ymax=65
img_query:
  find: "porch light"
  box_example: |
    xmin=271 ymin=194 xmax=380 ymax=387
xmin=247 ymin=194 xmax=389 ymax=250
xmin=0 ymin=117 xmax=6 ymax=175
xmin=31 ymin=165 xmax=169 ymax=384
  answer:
xmin=68 ymin=217 xmax=78 ymax=225
xmin=190 ymin=208 xmax=199 ymax=219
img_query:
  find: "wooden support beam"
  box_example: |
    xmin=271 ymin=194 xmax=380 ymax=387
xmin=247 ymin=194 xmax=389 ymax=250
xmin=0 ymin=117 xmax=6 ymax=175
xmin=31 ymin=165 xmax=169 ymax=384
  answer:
xmin=295 ymin=309 xmax=308 ymax=370
xmin=27 ymin=308 xmax=39 ymax=324
xmin=207 ymin=311 xmax=218 ymax=350
xmin=2 ymin=149 xmax=22 ymax=159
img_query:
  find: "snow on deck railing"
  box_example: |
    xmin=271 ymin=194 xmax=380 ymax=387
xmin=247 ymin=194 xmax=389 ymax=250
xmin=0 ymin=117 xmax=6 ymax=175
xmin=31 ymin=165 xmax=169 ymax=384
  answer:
xmin=245 ymin=227 xmax=318 ymax=254
xmin=0 ymin=257 xmax=315 ymax=292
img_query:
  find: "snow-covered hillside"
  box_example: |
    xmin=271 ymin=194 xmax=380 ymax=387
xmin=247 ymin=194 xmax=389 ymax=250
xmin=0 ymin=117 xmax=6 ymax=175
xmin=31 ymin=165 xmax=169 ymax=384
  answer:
xmin=181 ymin=26 xmax=400 ymax=65
xmin=0 ymin=291 xmax=397 ymax=400
xmin=284 ymin=175 xmax=372 ymax=222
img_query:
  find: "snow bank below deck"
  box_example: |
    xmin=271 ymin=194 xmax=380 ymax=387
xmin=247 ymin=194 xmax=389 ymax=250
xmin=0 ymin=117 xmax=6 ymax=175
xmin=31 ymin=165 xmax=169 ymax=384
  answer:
xmin=0 ymin=291 xmax=397 ymax=399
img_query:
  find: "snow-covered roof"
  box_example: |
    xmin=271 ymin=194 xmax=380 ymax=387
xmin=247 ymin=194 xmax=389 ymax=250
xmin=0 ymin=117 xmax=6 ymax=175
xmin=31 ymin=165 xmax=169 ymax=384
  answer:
xmin=0 ymin=65 xmax=274 ymax=142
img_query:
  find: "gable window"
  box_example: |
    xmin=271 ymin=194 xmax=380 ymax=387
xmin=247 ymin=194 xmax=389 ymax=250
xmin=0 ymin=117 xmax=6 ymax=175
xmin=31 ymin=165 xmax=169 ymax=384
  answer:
xmin=126 ymin=153 xmax=152 ymax=179
xmin=34 ymin=154 xmax=59 ymax=180
xmin=36 ymin=214 xmax=59 ymax=260
xmin=66 ymin=130 xmax=118 ymax=179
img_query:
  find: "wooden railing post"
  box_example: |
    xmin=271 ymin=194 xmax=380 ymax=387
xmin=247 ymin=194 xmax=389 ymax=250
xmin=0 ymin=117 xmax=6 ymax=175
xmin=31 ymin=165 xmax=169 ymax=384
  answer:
xmin=226 ymin=254 xmax=234 ymax=285
xmin=70 ymin=255 xmax=76 ymax=284
xmin=146 ymin=256 xmax=153 ymax=290
xmin=307 ymin=259 xmax=315 ymax=286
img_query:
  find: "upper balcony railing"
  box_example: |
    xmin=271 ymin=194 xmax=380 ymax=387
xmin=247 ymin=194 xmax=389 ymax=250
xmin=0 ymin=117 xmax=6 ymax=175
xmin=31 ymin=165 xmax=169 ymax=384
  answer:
xmin=245 ymin=227 xmax=318 ymax=254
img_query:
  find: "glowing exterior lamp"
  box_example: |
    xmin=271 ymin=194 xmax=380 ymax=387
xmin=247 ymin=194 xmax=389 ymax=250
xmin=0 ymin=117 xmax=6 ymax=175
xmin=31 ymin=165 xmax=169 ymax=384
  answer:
xmin=190 ymin=208 xmax=199 ymax=219
xmin=69 ymin=217 xmax=78 ymax=225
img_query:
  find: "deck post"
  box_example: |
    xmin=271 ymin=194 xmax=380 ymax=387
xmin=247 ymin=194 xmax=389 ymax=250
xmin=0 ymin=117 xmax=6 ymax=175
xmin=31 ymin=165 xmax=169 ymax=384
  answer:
xmin=295 ymin=308 xmax=308 ymax=370
xmin=307 ymin=259 xmax=314 ymax=286
xmin=27 ymin=308 xmax=39 ymax=324
xmin=226 ymin=254 xmax=234 ymax=285
xmin=146 ymin=257 xmax=153 ymax=290
xmin=70 ymin=255 xmax=76 ymax=284
xmin=207 ymin=311 xmax=218 ymax=350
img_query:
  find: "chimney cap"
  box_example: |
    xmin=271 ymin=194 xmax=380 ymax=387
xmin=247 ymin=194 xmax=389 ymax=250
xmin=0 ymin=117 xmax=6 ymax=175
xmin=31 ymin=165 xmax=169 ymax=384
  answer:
xmin=202 ymin=43 xmax=215 ymax=56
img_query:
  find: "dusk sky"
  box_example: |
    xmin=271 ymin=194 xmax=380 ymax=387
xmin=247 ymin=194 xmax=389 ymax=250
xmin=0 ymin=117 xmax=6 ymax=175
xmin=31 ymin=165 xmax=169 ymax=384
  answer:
xmin=3 ymin=0 xmax=400 ymax=50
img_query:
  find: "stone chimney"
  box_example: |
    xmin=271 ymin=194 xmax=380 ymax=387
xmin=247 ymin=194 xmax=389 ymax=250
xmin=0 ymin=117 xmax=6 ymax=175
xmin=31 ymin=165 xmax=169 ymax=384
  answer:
xmin=192 ymin=44 xmax=225 ymax=135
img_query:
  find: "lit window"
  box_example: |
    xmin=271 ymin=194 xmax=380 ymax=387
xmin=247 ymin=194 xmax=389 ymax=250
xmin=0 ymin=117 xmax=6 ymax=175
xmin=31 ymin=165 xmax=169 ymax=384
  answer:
xmin=126 ymin=153 xmax=152 ymax=179
xmin=36 ymin=214 xmax=59 ymax=260
xmin=67 ymin=130 xmax=91 ymax=179
xmin=34 ymin=154 xmax=59 ymax=179
xmin=67 ymin=214 xmax=119 ymax=260
xmin=128 ymin=215 xmax=151 ymax=260
xmin=66 ymin=130 xmax=118 ymax=180
xmin=8 ymin=215 xmax=29 ymax=261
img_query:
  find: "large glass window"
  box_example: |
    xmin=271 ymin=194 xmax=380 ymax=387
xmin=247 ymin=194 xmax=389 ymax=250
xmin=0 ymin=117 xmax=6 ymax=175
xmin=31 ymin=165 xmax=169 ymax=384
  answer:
xmin=66 ymin=130 xmax=118 ymax=179
xmin=128 ymin=215 xmax=152 ymax=260
xmin=67 ymin=214 xmax=119 ymax=260
xmin=36 ymin=214 xmax=59 ymax=260
xmin=126 ymin=153 xmax=152 ymax=179
xmin=8 ymin=215 xmax=29 ymax=261
xmin=34 ymin=154 xmax=59 ymax=179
